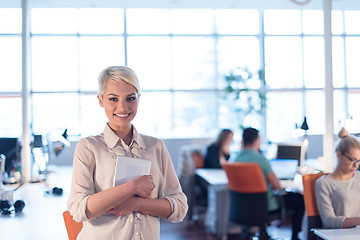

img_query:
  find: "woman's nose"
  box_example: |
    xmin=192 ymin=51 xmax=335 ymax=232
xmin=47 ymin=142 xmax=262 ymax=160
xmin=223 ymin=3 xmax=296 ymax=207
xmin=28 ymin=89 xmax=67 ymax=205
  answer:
xmin=116 ymin=100 xmax=128 ymax=111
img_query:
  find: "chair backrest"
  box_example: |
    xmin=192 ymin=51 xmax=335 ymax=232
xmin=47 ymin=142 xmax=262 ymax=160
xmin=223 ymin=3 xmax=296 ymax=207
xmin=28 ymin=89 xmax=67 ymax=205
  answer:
xmin=222 ymin=162 xmax=267 ymax=193
xmin=222 ymin=162 xmax=269 ymax=226
xmin=63 ymin=210 xmax=83 ymax=240
xmin=302 ymin=173 xmax=327 ymax=217
xmin=302 ymin=172 xmax=328 ymax=240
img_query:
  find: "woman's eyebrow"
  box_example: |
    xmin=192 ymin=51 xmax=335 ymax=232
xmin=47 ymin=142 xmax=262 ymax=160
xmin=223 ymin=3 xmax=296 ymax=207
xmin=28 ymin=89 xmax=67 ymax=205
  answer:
xmin=127 ymin=93 xmax=137 ymax=97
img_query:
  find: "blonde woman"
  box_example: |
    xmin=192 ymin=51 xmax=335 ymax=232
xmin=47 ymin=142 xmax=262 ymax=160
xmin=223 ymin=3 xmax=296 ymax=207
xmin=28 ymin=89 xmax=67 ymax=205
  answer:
xmin=68 ymin=66 xmax=188 ymax=240
xmin=315 ymin=128 xmax=360 ymax=229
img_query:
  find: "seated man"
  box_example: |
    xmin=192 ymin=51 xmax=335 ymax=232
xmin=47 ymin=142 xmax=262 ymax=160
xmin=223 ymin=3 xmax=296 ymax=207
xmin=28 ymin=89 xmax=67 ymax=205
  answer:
xmin=232 ymin=127 xmax=304 ymax=240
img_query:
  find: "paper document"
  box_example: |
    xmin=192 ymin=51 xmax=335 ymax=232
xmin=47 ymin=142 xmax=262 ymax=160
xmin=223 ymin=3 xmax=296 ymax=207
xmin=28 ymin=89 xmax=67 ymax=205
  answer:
xmin=114 ymin=156 xmax=151 ymax=186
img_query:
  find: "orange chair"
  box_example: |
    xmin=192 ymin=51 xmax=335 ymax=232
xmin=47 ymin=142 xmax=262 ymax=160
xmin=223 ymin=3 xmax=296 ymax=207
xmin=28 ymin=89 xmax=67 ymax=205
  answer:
xmin=302 ymin=173 xmax=328 ymax=240
xmin=223 ymin=162 xmax=276 ymax=239
xmin=63 ymin=210 xmax=83 ymax=240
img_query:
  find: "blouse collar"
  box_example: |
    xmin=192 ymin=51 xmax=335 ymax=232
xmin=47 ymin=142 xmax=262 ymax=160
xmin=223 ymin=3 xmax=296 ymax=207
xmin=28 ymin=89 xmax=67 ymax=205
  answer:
xmin=103 ymin=123 xmax=146 ymax=151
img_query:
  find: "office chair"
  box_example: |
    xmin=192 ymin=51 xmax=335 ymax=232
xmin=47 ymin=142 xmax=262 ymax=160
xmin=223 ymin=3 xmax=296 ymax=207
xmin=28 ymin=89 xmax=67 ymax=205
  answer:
xmin=223 ymin=162 xmax=278 ymax=240
xmin=177 ymin=144 xmax=207 ymax=223
xmin=63 ymin=210 xmax=83 ymax=240
xmin=302 ymin=173 xmax=327 ymax=240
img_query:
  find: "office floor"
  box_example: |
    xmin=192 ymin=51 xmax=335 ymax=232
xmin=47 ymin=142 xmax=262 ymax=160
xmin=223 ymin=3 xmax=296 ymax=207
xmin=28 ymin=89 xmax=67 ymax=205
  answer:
xmin=160 ymin=219 xmax=294 ymax=240
xmin=0 ymin=166 xmax=296 ymax=240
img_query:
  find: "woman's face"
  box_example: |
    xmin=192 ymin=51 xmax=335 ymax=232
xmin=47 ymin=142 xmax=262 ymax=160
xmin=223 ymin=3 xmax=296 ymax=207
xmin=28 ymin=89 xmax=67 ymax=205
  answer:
xmin=98 ymin=79 xmax=139 ymax=133
xmin=224 ymin=133 xmax=233 ymax=147
xmin=337 ymin=147 xmax=360 ymax=174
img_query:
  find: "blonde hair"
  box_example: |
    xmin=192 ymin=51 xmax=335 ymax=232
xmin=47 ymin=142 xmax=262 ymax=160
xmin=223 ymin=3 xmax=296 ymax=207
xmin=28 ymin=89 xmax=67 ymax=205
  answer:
xmin=98 ymin=66 xmax=140 ymax=98
xmin=336 ymin=127 xmax=360 ymax=154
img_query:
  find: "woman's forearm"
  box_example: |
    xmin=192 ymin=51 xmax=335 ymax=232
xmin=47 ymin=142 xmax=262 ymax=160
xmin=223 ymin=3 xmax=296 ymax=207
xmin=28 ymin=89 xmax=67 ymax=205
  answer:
xmin=86 ymin=181 xmax=136 ymax=220
xmin=136 ymin=198 xmax=172 ymax=219
xmin=342 ymin=217 xmax=360 ymax=228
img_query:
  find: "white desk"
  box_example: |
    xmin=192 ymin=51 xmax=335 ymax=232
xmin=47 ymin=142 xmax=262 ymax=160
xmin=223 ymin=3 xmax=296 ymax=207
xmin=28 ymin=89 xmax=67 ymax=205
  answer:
xmin=0 ymin=166 xmax=72 ymax=240
xmin=195 ymin=169 xmax=229 ymax=240
xmin=313 ymin=228 xmax=360 ymax=240
xmin=195 ymin=168 xmax=303 ymax=240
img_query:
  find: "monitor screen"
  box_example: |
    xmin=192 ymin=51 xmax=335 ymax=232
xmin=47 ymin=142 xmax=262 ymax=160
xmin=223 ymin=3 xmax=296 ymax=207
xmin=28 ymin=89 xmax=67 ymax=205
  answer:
xmin=0 ymin=138 xmax=20 ymax=174
xmin=276 ymin=143 xmax=304 ymax=166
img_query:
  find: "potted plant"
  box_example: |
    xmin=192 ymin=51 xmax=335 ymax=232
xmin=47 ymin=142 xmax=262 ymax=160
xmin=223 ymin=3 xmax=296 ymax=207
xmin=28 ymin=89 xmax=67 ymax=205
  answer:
xmin=224 ymin=67 xmax=266 ymax=129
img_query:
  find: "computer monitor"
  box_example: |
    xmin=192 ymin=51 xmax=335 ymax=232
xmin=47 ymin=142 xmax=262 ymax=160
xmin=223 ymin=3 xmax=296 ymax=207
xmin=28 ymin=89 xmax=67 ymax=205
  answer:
xmin=0 ymin=138 xmax=20 ymax=174
xmin=276 ymin=142 xmax=305 ymax=166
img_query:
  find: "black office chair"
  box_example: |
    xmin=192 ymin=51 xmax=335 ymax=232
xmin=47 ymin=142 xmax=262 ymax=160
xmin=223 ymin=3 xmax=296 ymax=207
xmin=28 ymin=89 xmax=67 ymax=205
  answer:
xmin=223 ymin=162 xmax=279 ymax=240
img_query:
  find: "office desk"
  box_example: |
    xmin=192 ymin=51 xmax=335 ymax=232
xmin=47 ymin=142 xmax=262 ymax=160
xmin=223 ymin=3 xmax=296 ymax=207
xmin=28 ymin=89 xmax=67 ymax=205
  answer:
xmin=195 ymin=168 xmax=303 ymax=240
xmin=0 ymin=166 xmax=72 ymax=240
xmin=313 ymin=228 xmax=360 ymax=240
xmin=195 ymin=169 xmax=229 ymax=240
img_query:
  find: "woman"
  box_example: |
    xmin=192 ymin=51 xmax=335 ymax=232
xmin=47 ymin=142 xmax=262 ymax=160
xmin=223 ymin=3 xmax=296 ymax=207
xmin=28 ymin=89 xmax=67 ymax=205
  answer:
xmin=67 ymin=66 xmax=188 ymax=240
xmin=315 ymin=127 xmax=360 ymax=229
xmin=203 ymin=129 xmax=233 ymax=168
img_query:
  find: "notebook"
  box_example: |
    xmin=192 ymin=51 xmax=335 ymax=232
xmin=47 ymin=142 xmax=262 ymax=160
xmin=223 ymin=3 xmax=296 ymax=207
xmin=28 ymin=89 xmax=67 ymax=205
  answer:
xmin=270 ymin=159 xmax=299 ymax=180
xmin=114 ymin=156 xmax=151 ymax=186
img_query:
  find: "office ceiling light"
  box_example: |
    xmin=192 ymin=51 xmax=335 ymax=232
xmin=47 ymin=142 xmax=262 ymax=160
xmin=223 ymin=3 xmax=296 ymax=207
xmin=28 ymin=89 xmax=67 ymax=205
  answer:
xmin=291 ymin=0 xmax=311 ymax=5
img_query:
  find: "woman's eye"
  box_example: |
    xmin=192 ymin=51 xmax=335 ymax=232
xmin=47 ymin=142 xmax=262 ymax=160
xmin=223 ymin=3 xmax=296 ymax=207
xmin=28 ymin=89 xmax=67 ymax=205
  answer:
xmin=126 ymin=97 xmax=136 ymax=102
xmin=109 ymin=97 xmax=118 ymax=101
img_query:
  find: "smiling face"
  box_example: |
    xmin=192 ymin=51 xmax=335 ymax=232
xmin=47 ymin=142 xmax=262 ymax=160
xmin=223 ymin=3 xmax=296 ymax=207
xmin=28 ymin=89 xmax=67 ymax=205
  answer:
xmin=98 ymin=79 xmax=139 ymax=135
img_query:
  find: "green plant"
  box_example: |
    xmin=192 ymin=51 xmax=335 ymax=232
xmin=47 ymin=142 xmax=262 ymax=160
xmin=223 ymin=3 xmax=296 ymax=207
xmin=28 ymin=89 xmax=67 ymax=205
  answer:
xmin=224 ymin=67 xmax=266 ymax=129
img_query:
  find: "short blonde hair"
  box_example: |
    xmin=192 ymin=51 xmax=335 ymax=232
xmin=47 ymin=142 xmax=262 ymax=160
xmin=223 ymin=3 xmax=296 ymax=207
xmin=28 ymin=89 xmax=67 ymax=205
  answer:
xmin=98 ymin=66 xmax=140 ymax=98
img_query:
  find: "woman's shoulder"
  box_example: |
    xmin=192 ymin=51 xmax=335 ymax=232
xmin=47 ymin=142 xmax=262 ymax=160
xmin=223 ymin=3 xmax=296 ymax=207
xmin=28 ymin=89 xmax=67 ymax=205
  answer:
xmin=77 ymin=133 xmax=105 ymax=147
xmin=138 ymin=133 xmax=165 ymax=148
xmin=316 ymin=173 xmax=330 ymax=182
xmin=315 ymin=174 xmax=334 ymax=189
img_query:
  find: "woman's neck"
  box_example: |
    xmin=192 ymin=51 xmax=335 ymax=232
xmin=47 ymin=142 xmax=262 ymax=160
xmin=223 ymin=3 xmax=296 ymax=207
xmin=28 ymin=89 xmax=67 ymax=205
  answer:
xmin=109 ymin=124 xmax=133 ymax=146
xmin=331 ymin=168 xmax=354 ymax=180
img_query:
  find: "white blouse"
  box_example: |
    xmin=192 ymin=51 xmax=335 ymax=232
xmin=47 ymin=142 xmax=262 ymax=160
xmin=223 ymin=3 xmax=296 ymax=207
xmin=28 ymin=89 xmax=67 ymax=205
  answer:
xmin=67 ymin=124 xmax=188 ymax=240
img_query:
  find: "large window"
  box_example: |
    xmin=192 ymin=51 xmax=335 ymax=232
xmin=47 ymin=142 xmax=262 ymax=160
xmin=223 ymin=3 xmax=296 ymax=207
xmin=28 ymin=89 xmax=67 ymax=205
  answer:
xmin=0 ymin=8 xmax=22 ymax=137
xmin=28 ymin=8 xmax=261 ymax=139
xmin=1 ymin=6 xmax=360 ymax=142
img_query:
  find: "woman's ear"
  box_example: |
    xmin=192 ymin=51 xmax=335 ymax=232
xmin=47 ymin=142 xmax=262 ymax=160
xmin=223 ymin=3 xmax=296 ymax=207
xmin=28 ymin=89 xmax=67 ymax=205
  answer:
xmin=97 ymin=95 xmax=104 ymax=108
xmin=336 ymin=151 xmax=342 ymax=160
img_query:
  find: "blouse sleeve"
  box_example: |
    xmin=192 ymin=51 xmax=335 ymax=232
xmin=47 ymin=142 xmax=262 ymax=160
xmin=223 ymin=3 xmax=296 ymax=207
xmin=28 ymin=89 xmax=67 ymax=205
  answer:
xmin=158 ymin=140 xmax=188 ymax=223
xmin=67 ymin=138 xmax=96 ymax=222
xmin=315 ymin=177 xmax=345 ymax=229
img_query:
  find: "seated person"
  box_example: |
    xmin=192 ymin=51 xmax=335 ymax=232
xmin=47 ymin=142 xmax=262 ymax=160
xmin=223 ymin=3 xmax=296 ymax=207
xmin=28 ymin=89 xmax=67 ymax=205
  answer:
xmin=203 ymin=129 xmax=233 ymax=168
xmin=315 ymin=128 xmax=360 ymax=229
xmin=232 ymin=127 xmax=304 ymax=240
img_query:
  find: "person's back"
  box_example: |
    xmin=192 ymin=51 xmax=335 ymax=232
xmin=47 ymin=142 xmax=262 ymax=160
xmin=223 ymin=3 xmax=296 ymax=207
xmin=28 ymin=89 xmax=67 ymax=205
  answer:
xmin=233 ymin=149 xmax=280 ymax=211
xmin=232 ymin=127 xmax=304 ymax=240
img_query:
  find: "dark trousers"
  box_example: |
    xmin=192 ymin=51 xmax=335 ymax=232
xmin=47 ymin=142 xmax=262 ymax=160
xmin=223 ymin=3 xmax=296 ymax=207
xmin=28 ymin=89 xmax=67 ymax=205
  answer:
xmin=264 ymin=192 xmax=305 ymax=240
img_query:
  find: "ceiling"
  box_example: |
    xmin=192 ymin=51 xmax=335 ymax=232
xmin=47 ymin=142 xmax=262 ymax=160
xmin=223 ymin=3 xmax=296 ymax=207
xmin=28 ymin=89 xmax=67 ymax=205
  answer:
xmin=1 ymin=0 xmax=358 ymax=10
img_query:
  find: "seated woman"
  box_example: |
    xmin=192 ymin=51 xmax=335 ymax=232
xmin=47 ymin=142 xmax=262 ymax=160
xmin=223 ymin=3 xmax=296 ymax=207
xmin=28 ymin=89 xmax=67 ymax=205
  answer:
xmin=315 ymin=128 xmax=360 ymax=229
xmin=203 ymin=129 xmax=233 ymax=168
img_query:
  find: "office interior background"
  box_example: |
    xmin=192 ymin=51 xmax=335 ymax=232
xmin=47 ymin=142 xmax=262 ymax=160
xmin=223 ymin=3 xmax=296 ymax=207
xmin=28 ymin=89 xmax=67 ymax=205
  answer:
xmin=1 ymin=0 xmax=360 ymax=179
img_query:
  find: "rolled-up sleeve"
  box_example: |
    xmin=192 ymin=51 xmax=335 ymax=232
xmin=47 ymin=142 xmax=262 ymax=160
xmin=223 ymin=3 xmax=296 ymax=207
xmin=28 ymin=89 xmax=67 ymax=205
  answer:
xmin=315 ymin=178 xmax=345 ymax=229
xmin=67 ymin=138 xmax=96 ymax=222
xmin=158 ymin=141 xmax=188 ymax=223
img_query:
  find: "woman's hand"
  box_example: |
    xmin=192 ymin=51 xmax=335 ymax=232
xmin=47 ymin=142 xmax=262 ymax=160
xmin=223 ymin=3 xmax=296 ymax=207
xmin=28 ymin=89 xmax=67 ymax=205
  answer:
xmin=132 ymin=175 xmax=155 ymax=198
xmin=108 ymin=196 xmax=138 ymax=216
